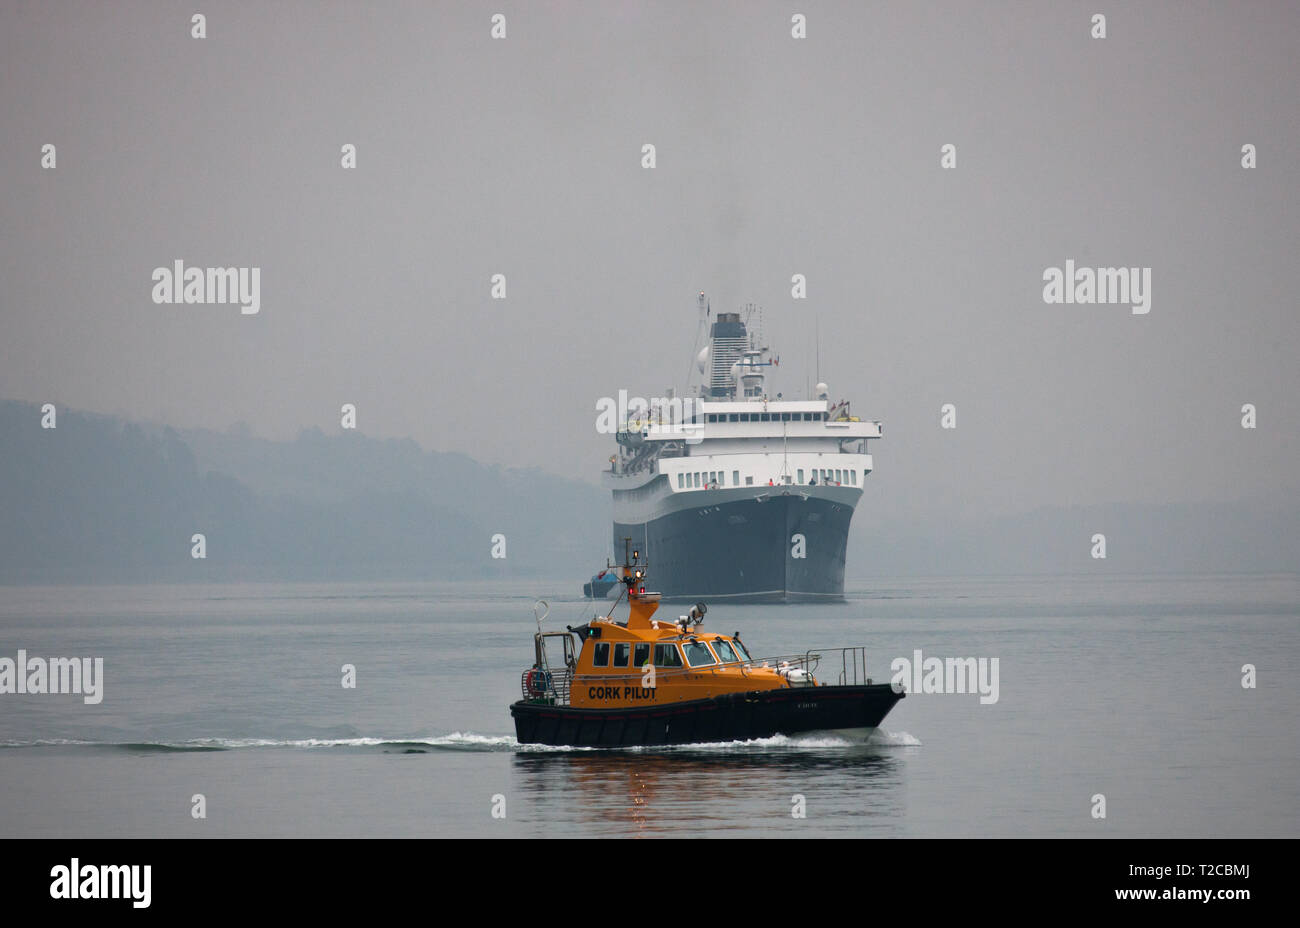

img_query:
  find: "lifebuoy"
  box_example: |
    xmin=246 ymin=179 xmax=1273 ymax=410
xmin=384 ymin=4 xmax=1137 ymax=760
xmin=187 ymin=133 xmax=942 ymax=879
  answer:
xmin=525 ymin=668 xmax=552 ymax=698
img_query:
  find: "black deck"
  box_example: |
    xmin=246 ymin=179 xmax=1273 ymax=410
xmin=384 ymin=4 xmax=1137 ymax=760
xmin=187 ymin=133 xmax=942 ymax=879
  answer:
xmin=511 ymin=684 xmax=903 ymax=747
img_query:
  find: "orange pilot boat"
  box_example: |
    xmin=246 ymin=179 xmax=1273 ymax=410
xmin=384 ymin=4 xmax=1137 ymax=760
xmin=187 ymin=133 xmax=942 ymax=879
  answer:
xmin=510 ymin=544 xmax=904 ymax=747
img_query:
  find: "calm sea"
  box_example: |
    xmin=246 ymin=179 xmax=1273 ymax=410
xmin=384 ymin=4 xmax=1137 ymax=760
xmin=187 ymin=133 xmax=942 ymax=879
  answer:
xmin=1 ymin=574 xmax=1296 ymax=838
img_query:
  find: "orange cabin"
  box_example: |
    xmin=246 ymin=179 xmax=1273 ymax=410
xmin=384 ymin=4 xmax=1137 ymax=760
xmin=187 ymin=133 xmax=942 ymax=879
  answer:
xmin=532 ymin=566 xmax=817 ymax=710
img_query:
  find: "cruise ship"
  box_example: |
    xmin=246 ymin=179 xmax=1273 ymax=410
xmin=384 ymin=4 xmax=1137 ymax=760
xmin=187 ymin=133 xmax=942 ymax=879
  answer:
xmin=603 ymin=294 xmax=882 ymax=603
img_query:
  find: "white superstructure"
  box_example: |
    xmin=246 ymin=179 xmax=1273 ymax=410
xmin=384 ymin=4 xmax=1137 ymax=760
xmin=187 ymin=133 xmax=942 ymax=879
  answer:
xmin=606 ymin=296 xmax=881 ymax=495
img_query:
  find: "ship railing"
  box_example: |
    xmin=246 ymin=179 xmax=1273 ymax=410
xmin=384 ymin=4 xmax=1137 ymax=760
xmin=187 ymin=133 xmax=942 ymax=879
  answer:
xmin=568 ymin=667 xmax=708 ymax=687
xmin=520 ymin=667 xmax=574 ymax=706
xmin=799 ymin=647 xmax=872 ymax=686
xmin=564 ymin=665 xmax=780 ymax=689
xmin=564 ymin=654 xmax=870 ymax=685
xmin=738 ymin=648 xmax=872 ymax=686
xmin=523 ymin=650 xmax=875 ymax=702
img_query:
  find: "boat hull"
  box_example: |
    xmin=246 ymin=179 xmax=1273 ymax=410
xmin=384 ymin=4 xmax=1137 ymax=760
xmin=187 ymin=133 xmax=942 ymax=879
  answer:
xmin=510 ymin=684 xmax=902 ymax=747
xmin=582 ymin=578 xmax=618 ymax=598
xmin=612 ymin=485 xmax=860 ymax=603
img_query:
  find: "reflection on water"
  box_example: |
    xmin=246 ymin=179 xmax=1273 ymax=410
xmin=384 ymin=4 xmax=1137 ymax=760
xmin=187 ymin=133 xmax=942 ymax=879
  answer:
xmin=511 ymin=742 xmax=909 ymax=837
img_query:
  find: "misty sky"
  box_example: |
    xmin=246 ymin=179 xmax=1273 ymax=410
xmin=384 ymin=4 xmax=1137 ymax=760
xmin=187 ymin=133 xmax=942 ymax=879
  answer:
xmin=3 ymin=0 xmax=1297 ymax=529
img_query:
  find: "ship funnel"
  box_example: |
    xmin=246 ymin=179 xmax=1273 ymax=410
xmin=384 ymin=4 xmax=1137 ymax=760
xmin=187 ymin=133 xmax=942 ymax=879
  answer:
xmin=706 ymin=312 xmax=748 ymax=398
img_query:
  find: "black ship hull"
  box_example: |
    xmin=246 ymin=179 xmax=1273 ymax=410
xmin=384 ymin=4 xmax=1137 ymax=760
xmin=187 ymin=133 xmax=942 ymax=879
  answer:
xmin=613 ymin=487 xmax=858 ymax=603
xmin=511 ymin=684 xmax=902 ymax=747
xmin=582 ymin=577 xmax=618 ymax=598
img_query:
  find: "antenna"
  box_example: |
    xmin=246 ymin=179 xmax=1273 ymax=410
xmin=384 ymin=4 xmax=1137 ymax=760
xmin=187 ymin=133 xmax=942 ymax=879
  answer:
xmin=815 ymin=316 xmax=821 ymax=386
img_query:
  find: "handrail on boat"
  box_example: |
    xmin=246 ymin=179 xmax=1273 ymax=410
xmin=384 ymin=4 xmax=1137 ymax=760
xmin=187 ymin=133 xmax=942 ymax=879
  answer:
xmin=519 ymin=645 xmax=874 ymax=706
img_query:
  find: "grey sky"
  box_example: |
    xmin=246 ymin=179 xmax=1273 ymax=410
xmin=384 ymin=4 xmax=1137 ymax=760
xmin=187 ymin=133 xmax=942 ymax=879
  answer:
xmin=3 ymin=0 xmax=1297 ymax=529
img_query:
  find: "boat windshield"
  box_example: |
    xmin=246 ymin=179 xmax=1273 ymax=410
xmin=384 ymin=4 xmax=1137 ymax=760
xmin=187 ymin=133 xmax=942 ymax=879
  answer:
xmin=682 ymin=641 xmax=717 ymax=667
xmin=712 ymin=638 xmax=740 ymax=663
xmin=731 ymin=637 xmax=752 ymax=661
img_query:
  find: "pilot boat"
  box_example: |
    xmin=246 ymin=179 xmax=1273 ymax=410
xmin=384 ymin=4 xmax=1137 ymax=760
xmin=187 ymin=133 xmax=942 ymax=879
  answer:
xmin=510 ymin=545 xmax=904 ymax=747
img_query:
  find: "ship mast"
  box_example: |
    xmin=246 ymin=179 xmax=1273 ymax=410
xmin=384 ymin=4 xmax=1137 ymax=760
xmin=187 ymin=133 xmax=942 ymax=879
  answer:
xmin=684 ymin=291 xmax=709 ymax=398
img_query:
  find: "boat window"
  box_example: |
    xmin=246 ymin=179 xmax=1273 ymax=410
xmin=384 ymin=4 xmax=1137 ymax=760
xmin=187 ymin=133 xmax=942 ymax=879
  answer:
xmin=677 ymin=473 xmax=684 ymax=488
xmin=683 ymin=641 xmax=717 ymax=667
xmin=797 ymin=468 xmax=804 ymax=483
xmin=728 ymin=414 xmax=738 ymax=422
xmin=732 ymin=470 xmax=739 ymax=485
xmin=740 ymin=413 xmax=750 ymax=422
xmin=613 ymin=643 xmax=630 ymax=667
xmin=633 ymin=643 xmax=650 ymax=667
xmin=712 ymin=639 xmax=740 ymax=663
xmin=745 ymin=476 xmax=753 ymax=486
xmin=760 ymin=413 xmax=770 ymax=422
xmin=593 ymin=642 xmax=610 ymax=667
xmin=731 ymin=638 xmax=752 ymax=661
xmin=693 ymin=473 xmax=700 ymax=487
xmin=653 ymin=644 xmax=683 ymax=668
